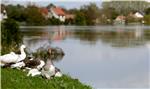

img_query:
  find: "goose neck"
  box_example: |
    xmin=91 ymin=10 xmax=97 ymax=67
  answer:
xmin=20 ymin=47 xmax=25 ymax=55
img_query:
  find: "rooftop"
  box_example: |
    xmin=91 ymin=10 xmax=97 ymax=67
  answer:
xmin=52 ymin=7 xmax=65 ymax=16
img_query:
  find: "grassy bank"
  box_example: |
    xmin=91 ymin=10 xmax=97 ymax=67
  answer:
xmin=1 ymin=68 xmax=92 ymax=89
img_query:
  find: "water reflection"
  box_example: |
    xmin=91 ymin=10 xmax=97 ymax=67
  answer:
xmin=73 ymin=28 xmax=150 ymax=47
xmin=52 ymin=39 xmax=149 ymax=88
xmin=22 ymin=26 xmax=150 ymax=48
xmin=21 ymin=26 xmax=150 ymax=88
xmin=22 ymin=26 xmax=69 ymax=53
xmin=31 ymin=46 xmax=65 ymax=62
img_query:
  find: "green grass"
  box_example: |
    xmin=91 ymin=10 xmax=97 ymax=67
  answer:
xmin=1 ymin=68 xmax=92 ymax=89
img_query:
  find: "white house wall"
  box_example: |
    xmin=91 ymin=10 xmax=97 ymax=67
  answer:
xmin=51 ymin=9 xmax=59 ymax=19
xmin=134 ymin=12 xmax=144 ymax=18
xmin=50 ymin=8 xmax=66 ymax=22
xmin=59 ymin=15 xmax=65 ymax=22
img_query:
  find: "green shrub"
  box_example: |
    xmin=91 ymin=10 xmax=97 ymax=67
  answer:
xmin=1 ymin=18 xmax=22 ymax=54
xmin=75 ymin=12 xmax=86 ymax=25
xmin=144 ymin=15 xmax=150 ymax=25
xmin=126 ymin=16 xmax=142 ymax=24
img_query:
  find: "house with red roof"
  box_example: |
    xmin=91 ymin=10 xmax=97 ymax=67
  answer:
xmin=40 ymin=5 xmax=75 ymax=22
xmin=114 ymin=15 xmax=126 ymax=25
xmin=50 ymin=7 xmax=66 ymax=22
xmin=40 ymin=8 xmax=49 ymax=19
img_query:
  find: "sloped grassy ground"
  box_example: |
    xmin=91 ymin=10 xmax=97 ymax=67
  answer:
xmin=1 ymin=68 xmax=92 ymax=89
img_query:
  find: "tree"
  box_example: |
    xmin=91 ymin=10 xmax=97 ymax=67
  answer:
xmin=5 ymin=4 xmax=26 ymax=22
xmin=144 ymin=15 xmax=150 ymax=25
xmin=102 ymin=1 xmax=150 ymax=15
xmin=47 ymin=17 xmax=63 ymax=25
xmin=100 ymin=7 xmax=118 ymax=24
xmin=46 ymin=3 xmax=55 ymax=9
xmin=145 ymin=7 xmax=150 ymax=15
xmin=80 ymin=3 xmax=100 ymax=25
xmin=75 ymin=12 xmax=86 ymax=25
xmin=25 ymin=5 xmax=46 ymax=26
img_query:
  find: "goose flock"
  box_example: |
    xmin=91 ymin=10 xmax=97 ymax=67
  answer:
xmin=0 ymin=44 xmax=64 ymax=79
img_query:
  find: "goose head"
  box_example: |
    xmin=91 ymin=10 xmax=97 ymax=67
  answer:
xmin=47 ymin=47 xmax=65 ymax=61
xmin=21 ymin=45 xmax=26 ymax=49
xmin=48 ymin=47 xmax=65 ymax=56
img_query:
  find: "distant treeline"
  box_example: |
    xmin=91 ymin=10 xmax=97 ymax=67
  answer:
xmin=102 ymin=1 xmax=150 ymax=15
xmin=1 ymin=1 xmax=150 ymax=25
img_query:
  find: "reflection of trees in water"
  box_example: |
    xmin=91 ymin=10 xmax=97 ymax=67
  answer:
xmin=22 ymin=26 xmax=68 ymax=41
xmin=23 ymin=38 xmax=51 ymax=53
xmin=73 ymin=29 xmax=150 ymax=47
xmin=24 ymin=40 xmax=65 ymax=63
xmin=21 ymin=27 xmax=65 ymax=62
xmin=100 ymin=31 xmax=144 ymax=47
xmin=22 ymin=26 xmax=150 ymax=48
xmin=22 ymin=30 xmax=54 ymax=39
xmin=73 ymin=30 xmax=99 ymax=44
xmin=32 ymin=47 xmax=65 ymax=62
xmin=22 ymin=26 xmax=68 ymax=53
xmin=144 ymin=30 xmax=150 ymax=41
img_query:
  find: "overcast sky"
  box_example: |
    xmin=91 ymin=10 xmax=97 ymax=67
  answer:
xmin=2 ymin=0 xmax=102 ymax=9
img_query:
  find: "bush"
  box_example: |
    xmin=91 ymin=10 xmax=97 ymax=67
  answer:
xmin=1 ymin=18 xmax=22 ymax=54
xmin=144 ymin=15 xmax=150 ymax=25
xmin=126 ymin=16 xmax=142 ymax=24
xmin=47 ymin=17 xmax=63 ymax=25
xmin=75 ymin=12 xmax=86 ymax=25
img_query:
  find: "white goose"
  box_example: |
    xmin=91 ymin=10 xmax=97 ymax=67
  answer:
xmin=23 ymin=58 xmax=45 ymax=77
xmin=41 ymin=59 xmax=56 ymax=79
xmin=11 ymin=61 xmax=25 ymax=69
xmin=0 ymin=45 xmax=26 ymax=66
xmin=27 ymin=68 xmax=41 ymax=77
xmin=37 ymin=60 xmax=45 ymax=70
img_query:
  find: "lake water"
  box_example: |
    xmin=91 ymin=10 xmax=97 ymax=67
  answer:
xmin=20 ymin=26 xmax=150 ymax=89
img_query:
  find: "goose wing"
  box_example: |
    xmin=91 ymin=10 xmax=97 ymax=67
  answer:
xmin=0 ymin=53 xmax=19 ymax=63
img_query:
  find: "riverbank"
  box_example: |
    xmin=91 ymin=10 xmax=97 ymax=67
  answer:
xmin=1 ymin=18 xmax=92 ymax=89
xmin=1 ymin=68 xmax=92 ymax=89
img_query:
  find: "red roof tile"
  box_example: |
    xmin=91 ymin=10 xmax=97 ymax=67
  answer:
xmin=40 ymin=8 xmax=48 ymax=15
xmin=52 ymin=7 xmax=65 ymax=16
